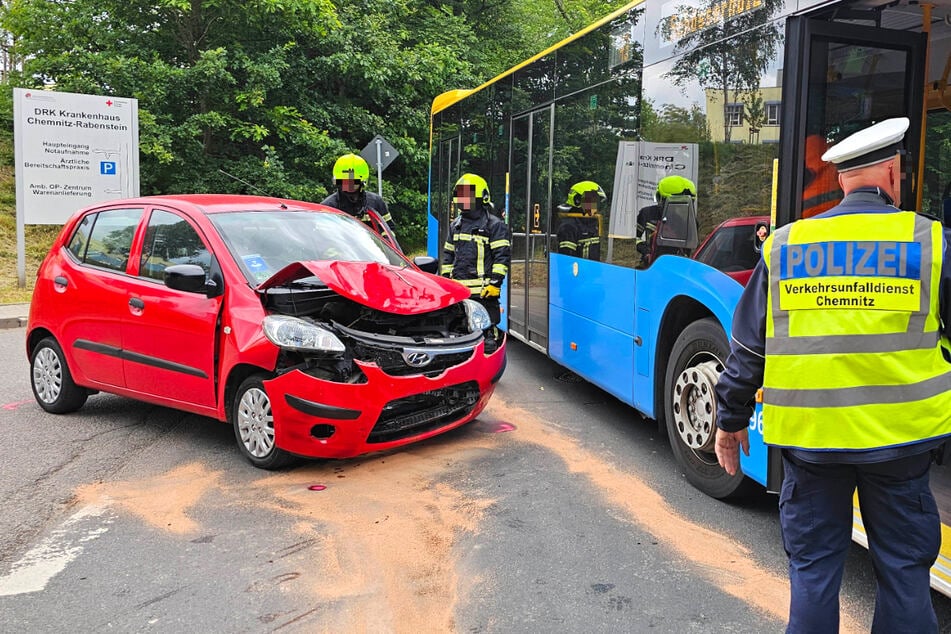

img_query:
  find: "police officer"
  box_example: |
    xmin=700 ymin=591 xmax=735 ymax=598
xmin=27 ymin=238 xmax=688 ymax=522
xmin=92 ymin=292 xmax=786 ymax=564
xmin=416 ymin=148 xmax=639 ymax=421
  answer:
xmin=441 ymin=174 xmax=511 ymax=350
xmin=556 ymin=181 xmax=605 ymax=261
xmin=321 ymin=153 xmax=395 ymax=232
xmin=714 ymin=117 xmax=951 ymax=633
xmin=636 ymin=175 xmax=696 ymax=266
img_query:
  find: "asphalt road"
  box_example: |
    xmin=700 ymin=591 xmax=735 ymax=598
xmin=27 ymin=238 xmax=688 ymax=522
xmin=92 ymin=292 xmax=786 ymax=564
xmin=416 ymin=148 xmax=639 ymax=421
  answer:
xmin=1 ymin=326 xmax=949 ymax=632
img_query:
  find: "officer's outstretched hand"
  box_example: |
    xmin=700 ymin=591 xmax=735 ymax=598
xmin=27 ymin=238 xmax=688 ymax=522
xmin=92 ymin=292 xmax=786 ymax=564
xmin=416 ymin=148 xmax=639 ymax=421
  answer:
xmin=480 ymin=284 xmax=501 ymax=299
xmin=715 ymin=428 xmax=749 ymax=476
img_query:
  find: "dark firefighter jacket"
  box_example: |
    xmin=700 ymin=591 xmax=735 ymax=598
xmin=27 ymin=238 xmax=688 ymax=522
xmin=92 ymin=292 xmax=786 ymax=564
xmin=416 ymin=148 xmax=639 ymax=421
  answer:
xmin=320 ymin=190 xmax=394 ymax=230
xmin=440 ymin=209 xmax=512 ymax=294
xmin=556 ymin=207 xmax=601 ymax=261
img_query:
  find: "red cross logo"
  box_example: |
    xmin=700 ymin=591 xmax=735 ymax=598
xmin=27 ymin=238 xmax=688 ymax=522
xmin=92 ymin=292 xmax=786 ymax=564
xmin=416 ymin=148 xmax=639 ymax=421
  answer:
xmin=105 ymin=100 xmax=113 ymax=106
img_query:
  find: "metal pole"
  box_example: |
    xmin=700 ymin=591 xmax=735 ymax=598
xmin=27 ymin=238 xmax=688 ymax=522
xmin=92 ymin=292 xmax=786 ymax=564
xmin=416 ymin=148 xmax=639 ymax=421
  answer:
xmin=13 ymin=92 xmax=25 ymax=288
xmin=375 ymin=138 xmax=383 ymax=197
xmin=16 ymin=198 xmax=24 ymax=288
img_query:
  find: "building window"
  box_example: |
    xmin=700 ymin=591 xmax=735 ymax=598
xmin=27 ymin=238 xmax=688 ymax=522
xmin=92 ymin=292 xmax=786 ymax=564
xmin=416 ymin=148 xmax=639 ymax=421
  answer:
xmin=726 ymin=103 xmax=743 ymax=127
xmin=766 ymin=102 xmax=781 ymax=126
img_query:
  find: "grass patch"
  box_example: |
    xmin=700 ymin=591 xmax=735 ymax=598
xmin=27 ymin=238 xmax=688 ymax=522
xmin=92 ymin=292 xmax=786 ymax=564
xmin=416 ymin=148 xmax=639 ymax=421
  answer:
xmin=0 ymin=225 xmax=58 ymax=304
xmin=0 ymin=132 xmax=58 ymax=304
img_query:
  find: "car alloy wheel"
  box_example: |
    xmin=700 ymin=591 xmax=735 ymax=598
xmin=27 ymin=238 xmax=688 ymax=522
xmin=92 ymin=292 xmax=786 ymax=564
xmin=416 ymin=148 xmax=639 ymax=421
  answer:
xmin=33 ymin=346 xmax=63 ymax=405
xmin=237 ymin=386 xmax=275 ymax=458
xmin=232 ymin=375 xmax=294 ymax=469
xmin=30 ymin=337 xmax=88 ymax=414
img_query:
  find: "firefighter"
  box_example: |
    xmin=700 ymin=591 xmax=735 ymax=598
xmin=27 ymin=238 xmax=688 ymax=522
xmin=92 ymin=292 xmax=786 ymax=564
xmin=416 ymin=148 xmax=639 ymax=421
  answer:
xmin=321 ymin=153 xmax=395 ymax=232
xmin=714 ymin=118 xmax=951 ymax=633
xmin=441 ymin=174 xmax=511 ymax=350
xmin=556 ymin=181 xmax=605 ymax=261
xmin=635 ymin=175 xmax=697 ymax=266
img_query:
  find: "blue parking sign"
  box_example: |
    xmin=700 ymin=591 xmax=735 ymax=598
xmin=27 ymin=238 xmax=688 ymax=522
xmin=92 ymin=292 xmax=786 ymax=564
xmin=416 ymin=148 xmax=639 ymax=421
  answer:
xmin=100 ymin=161 xmax=117 ymax=175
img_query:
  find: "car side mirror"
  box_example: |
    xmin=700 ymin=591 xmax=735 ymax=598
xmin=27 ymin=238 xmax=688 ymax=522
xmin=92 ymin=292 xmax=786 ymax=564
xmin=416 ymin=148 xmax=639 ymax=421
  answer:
xmin=413 ymin=256 xmax=439 ymax=274
xmin=164 ymin=264 xmax=209 ymax=294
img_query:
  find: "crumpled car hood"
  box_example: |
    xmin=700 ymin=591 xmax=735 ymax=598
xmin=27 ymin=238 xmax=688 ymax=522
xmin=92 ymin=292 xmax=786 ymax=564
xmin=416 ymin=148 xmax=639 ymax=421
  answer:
xmin=257 ymin=260 xmax=470 ymax=314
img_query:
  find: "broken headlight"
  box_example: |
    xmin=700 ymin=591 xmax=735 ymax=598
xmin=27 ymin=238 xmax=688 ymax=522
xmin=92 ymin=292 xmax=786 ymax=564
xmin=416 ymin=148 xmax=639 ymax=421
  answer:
xmin=463 ymin=299 xmax=492 ymax=332
xmin=263 ymin=315 xmax=345 ymax=353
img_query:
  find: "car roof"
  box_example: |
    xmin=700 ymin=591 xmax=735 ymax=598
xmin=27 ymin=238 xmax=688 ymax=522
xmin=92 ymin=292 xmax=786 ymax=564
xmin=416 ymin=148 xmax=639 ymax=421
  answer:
xmin=717 ymin=214 xmax=770 ymax=227
xmin=94 ymin=194 xmax=330 ymax=215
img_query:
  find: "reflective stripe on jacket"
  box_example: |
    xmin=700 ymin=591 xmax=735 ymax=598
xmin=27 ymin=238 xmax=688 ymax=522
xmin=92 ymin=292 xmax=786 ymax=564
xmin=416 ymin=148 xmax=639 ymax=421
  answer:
xmin=761 ymin=210 xmax=951 ymax=450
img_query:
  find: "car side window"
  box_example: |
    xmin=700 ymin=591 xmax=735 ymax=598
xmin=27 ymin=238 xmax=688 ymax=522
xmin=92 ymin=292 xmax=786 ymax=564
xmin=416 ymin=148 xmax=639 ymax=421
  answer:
xmin=79 ymin=208 xmax=143 ymax=272
xmin=67 ymin=214 xmax=94 ymax=260
xmin=139 ymin=209 xmax=211 ymax=281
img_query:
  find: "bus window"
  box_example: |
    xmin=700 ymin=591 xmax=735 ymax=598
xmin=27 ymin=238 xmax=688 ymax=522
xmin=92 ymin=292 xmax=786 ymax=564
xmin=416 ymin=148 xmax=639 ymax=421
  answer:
xmin=512 ymin=53 xmax=555 ymax=115
xmin=924 ymin=110 xmax=951 ymax=222
xmin=640 ymin=15 xmax=785 ymax=266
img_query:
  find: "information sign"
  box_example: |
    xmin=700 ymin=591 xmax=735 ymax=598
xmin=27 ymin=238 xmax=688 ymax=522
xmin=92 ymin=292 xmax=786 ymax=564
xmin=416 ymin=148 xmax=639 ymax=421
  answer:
xmin=14 ymin=88 xmax=139 ymax=225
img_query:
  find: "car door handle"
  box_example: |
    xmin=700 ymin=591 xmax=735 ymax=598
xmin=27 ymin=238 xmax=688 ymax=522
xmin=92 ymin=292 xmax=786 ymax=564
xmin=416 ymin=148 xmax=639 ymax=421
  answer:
xmin=129 ymin=297 xmax=145 ymax=309
xmin=54 ymin=275 xmax=68 ymax=287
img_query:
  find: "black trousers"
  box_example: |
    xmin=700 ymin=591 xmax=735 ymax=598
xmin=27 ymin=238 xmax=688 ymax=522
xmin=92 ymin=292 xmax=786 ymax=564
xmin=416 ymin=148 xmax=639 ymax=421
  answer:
xmin=780 ymin=450 xmax=940 ymax=633
xmin=473 ymin=295 xmax=501 ymax=325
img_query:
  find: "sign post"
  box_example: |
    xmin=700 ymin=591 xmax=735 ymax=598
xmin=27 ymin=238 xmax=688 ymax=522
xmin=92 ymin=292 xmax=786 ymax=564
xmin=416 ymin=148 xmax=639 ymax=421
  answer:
xmin=360 ymin=135 xmax=398 ymax=197
xmin=13 ymin=88 xmax=139 ymax=286
xmin=376 ymin=138 xmax=382 ymax=197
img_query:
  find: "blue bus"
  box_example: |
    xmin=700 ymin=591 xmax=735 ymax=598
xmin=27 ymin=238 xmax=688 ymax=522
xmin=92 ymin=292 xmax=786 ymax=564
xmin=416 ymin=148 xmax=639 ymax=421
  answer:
xmin=427 ymin=0 xmax=951 ymax=594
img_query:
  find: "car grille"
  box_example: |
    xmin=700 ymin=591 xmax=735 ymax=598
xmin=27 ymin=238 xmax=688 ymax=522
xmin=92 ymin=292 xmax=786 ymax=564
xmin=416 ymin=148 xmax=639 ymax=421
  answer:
xmin=367 ymin=381 xmax=481 ymax=444
xmin=350 ymin=340 xmax=474 ymax=377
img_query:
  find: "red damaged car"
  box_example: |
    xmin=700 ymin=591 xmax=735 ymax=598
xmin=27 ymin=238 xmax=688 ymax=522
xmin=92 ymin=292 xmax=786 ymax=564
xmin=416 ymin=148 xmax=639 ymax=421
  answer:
xmin=693 ymin=215 xmax=770 ymax=286
xmin=26 ymin=195 xmax=505 ymax=468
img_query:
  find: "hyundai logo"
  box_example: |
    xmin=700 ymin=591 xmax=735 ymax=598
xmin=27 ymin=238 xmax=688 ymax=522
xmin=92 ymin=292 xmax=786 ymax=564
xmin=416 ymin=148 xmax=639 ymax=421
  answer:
xmin=403 ymin=351 xmax=433 ymax=367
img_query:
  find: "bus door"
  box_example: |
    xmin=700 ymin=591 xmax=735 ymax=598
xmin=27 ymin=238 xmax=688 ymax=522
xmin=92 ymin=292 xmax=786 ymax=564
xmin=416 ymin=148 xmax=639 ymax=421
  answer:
xmin=772 ymin=14 xmax=933 ymax=481
xmin=776 ymin=9 xmax=951 ymax=591
xmin=508 ymin=106 xmax=554 ymax=351
xmin=437 ymin=135 xmax=461 ymax=254
xmin=778 ymin=16 xmax=926 ymax=227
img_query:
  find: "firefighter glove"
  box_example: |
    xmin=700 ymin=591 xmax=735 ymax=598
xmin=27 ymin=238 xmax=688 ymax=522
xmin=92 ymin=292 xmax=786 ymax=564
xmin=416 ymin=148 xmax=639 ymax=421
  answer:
xmin=480 ymin=284 xmax=501 ymax=299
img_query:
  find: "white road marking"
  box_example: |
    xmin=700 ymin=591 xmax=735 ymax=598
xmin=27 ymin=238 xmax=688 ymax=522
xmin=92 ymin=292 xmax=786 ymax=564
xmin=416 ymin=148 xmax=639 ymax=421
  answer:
xmin=0 ymin=503 xmax=113 ymax=596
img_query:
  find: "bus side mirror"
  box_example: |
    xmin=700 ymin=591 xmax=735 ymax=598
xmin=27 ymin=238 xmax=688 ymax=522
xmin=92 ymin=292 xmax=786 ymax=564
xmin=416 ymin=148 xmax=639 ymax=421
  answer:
xmin=655 ymin=195 xmax=699 ymax=251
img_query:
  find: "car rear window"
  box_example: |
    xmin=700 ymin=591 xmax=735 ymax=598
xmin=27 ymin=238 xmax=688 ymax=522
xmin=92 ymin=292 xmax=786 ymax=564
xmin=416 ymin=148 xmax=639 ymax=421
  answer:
xmin=70 ymin=208 xmax=143 ymax=272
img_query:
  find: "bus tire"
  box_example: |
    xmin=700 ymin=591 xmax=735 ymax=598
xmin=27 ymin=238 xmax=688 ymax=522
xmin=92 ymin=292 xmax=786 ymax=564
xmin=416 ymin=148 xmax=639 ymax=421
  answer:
xmin=664 ymin=317 xmax=752 ymax=499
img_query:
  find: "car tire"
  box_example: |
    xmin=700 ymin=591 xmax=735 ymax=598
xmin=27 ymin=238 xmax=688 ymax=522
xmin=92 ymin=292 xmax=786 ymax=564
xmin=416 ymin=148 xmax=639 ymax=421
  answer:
xmin=30 ymin=337 xmax=88 ymax=414
xmin=664 ymin=318 xmax=753 ymax=499
xmin=233 ymin=374 xmax=295 ymax=470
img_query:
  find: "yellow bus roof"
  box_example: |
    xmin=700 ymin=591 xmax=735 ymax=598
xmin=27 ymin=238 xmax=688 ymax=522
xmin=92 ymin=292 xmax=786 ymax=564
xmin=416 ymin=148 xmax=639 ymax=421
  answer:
xmin=430 ymin=0 xmax=645 ymax=116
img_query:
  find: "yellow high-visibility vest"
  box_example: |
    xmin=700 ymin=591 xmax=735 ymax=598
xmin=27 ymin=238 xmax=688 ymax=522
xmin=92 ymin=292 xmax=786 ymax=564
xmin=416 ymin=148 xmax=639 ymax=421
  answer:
xmin=761 ymin=210 xmax=951 ymax=450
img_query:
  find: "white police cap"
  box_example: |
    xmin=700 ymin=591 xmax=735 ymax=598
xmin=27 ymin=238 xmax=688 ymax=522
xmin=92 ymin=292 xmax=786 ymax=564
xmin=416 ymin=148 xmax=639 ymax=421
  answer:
xmin=821 ymin=117 xmax=909 ymax=172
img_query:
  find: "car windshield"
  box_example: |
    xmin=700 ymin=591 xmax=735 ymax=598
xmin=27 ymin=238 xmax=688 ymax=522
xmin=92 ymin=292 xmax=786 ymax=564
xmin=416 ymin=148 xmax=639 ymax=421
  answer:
xmin=212 ymin=210 xmax=407 ymax=284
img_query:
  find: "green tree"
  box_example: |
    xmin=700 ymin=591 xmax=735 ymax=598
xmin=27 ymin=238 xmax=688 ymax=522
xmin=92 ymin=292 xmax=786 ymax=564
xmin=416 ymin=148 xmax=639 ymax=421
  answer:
xmin=744 ymin=93 xmax=765 ymax=144
xmin=659 ymin=0 xmax=783 ymax=143
xmin=641 ymin=101 xmax=709 ymax=143
xmin=1 ymin=0 xmax=626 ymax=250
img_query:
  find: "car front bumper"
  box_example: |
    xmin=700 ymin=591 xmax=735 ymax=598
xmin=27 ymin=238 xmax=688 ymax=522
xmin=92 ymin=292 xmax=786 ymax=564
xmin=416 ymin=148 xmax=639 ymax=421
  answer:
xmin=264 ymin=341 xmax=506 ymax=458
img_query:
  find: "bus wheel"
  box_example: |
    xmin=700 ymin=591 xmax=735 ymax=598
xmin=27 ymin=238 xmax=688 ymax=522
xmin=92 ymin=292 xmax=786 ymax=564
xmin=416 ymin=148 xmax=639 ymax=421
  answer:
xmin=664 ymin=317 xmax=751 ymax=499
